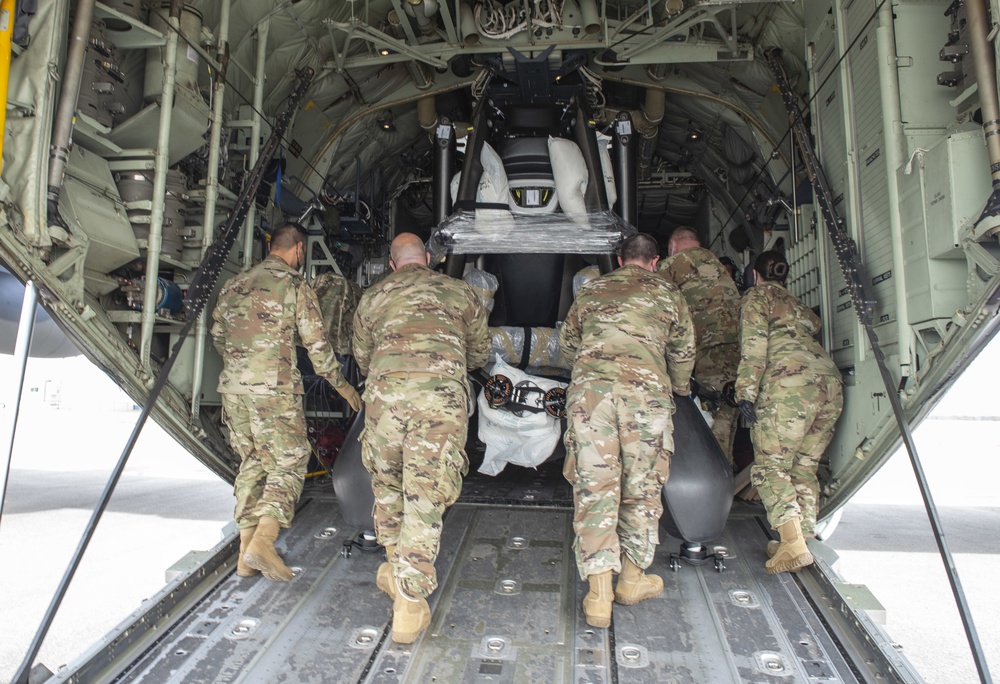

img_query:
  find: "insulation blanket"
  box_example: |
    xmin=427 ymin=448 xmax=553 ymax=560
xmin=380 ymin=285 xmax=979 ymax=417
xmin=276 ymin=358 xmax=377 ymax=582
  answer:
xmin=477 ymin=357 xmax=567 ymax=476
xmin=490 ymin=325 xmax=564 ymax=373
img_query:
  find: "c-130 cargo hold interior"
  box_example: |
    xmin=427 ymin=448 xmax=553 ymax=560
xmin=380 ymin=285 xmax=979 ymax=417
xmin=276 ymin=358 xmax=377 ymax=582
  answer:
xmin=1 ymin=0 xmax=999 ymax=682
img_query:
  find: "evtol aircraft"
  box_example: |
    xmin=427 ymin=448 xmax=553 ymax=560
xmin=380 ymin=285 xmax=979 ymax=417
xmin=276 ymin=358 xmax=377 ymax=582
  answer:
xmin=2 ymin=0 xmax=999 ymax=682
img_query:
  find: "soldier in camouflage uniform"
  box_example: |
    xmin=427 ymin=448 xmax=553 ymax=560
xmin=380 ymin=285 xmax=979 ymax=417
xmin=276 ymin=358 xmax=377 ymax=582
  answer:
xmin=313 ymin=270 xmax=362 ymax=356
xmin=559 ymin=233 xmax=696 ymax=628
xmin=212 ymin=223 xmax=363 ymax=582
xmin=658 ymin=227 xmax=742 ymax=465
xmin=733 ymin=250 xmax=843 ymax=574
xmin=352 ymin=232 xmax=490 ymax=644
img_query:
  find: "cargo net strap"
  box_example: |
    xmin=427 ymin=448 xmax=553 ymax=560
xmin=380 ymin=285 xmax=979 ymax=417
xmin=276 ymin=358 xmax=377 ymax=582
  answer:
xmin=429 ymin=210 xmax=634 ymax=259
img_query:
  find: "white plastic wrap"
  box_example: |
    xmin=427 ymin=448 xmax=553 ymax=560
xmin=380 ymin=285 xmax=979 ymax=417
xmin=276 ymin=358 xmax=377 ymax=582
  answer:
xmin=464 ymin=268 xmax=499 ymax=312
xmin=490 ymin=325 xmax=566 ymax=372
xmin=430 ymin=210 xmax=633 ymax=258
xmin=477 ymin=357 xmax=568 ymax=476
xmin=572 ymin=264 xmax=601 ymax=297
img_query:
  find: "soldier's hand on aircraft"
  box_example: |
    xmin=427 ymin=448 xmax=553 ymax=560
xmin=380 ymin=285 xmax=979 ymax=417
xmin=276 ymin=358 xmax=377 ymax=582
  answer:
xmin=738 ymin=400 xmax=757 ymax=424
xmin=337 ymin=384 xmax=363 ymax=412
xmin=721 ymin=381 xmax=738 ymax=407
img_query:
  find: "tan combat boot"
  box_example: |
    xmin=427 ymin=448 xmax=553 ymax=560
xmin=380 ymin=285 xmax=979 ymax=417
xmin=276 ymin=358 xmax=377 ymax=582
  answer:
xmin=614 ymin=556 xmax=663 ymax=605
xmin=582 ymin=571 xmax=614 ymax=628
xmin=767 ymin=538 xmax=808 ymax=573
xmin=765 ymin=519 xmax=813 ymax=575
xmin=243 ymin=515 xmax=294 ymax=582
xmin=237 ymin=526 xmax=259 ymax=577
xmin=769 ymin=534 xmax=815 ymax=556
xmin=391 ymin=579 xmax=431 ymax=644
xmin=376 ymin=544 xmax=396 ymax=599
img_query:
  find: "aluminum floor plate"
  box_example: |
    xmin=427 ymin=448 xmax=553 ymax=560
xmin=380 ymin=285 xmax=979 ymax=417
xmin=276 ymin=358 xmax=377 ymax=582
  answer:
xmin=106 ymin=485 xmax=861 ymax=683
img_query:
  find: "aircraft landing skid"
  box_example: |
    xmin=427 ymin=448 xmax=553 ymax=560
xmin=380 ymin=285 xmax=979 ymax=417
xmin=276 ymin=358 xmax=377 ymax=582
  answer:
xmin=669 ymin=542 xmax=728 ymax=573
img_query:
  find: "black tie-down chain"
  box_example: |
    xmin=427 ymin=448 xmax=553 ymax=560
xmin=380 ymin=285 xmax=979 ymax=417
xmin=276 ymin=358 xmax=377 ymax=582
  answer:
xmin=765 ymin=49 xmax=993 ymax=684
xmin=12 ymin=68 xmax=315 ymax=684
xmin=765 ymin=49 xmax=876 ymax=326
xmin=184 ymin=67 xmax=314 ymax=316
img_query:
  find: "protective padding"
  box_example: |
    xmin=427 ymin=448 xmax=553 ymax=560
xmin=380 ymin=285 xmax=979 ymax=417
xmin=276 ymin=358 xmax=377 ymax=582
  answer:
xmin=330 ymin=408 xmax=375 ymax=530
xmin=548 ymin=137 xmax=589 ymax=227
xmin=501 ymin=137 xmax=554 ymax=181
xmin=476 ymin=142 xmax=516 ymax=236
xmin=659 ymin=395 xmax=734 ymax=544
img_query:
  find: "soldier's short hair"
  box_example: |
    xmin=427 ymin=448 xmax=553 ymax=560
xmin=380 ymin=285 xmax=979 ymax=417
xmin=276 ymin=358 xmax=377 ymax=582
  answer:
xmin=271 ymin=223 xmax=308 ymax=251
xmin=755 ymin=250 xmax=789 ymax=283
xmin=620 ymin=233 xmax=659 ymax=263
xmin=670 ymin=226 xmax=700 ymax=245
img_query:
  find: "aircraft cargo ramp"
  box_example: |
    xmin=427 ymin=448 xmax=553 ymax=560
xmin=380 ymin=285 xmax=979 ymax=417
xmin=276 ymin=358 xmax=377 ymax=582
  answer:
xmin=49 ymin=467 xmax=920 ymax=684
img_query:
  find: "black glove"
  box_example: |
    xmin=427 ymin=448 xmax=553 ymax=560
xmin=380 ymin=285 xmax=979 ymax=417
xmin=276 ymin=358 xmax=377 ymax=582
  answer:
xmin=738 ymin=400 xmax=757 ymax=424
xmin=720 ymin=381 xmax=738 ymax=408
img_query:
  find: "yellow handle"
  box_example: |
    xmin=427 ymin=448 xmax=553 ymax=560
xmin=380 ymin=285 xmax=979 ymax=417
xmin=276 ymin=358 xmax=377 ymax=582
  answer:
xmin=0 ymin=0 xmax=16 ymax=174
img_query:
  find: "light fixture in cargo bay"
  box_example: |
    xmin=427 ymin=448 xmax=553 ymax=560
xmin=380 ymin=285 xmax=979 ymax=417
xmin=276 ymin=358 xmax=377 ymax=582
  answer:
xmin=377 ymin=111 xmax=396 ymax=132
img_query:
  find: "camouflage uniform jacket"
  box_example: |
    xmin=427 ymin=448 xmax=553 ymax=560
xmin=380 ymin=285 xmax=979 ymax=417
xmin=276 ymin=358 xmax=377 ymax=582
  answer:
xmin=313 ymin=271 xmax=362 ymax=355
xmin=211 ymin=254 xmax=348 ymax=395
xmin=657 ymin=246 xmax=740 ymax=349
xmin=734 ymin=281 xmax=840 ymax=404
xmin=559 ymin=264 xmax=696 ymax=396
xmin=352 ymin=263 xmax=491 ymax=383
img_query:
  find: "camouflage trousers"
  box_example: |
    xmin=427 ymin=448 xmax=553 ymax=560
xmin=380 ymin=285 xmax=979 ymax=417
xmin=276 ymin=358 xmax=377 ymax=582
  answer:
xmin=695 ymin=342 xmax=740 ymax=466
xmin=221 ymin=392 xmax=310 ymax=530
xmin=361 ymin=376 xmax=469 ymax=598
xmin=749 ymin=374 xmax=843 ymax=535
xmin=563 ymin=379 xmax=673 ymax=580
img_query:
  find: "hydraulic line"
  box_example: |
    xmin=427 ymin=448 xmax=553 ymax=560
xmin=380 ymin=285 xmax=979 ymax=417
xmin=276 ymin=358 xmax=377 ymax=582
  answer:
xmin=10 ymin=68 xmax=315 ymax=684
xmin=966 ymin=0 xmax=1000 ymax=223
xmin=139 ymin=0 xmax=184 ymax=371
xmin=611 ymin=111 xmax=637 ymax=228
xmin=433 ymin=115 xmax=455 ymax=225
xmin=242 ymin=18 xmax=269 ymax=270
xmin=46 ymin=0 xmax=97 ymax=228
xmin=191 ymin=0 xmax=231 ymax=418
xmin=766 ymin=49 xmax=994 ymax=684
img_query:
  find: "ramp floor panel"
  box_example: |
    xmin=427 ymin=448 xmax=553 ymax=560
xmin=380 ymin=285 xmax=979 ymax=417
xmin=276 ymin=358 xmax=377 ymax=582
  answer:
xmin=109 ymin=488 xmax=861 ymax=683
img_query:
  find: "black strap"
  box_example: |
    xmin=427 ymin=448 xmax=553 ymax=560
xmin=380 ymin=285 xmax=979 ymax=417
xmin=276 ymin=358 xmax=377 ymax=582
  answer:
xmin=453 ymin=199 xmax=510 ymax=211
xmin=518 ymin=326 xmax=532 ymax=370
